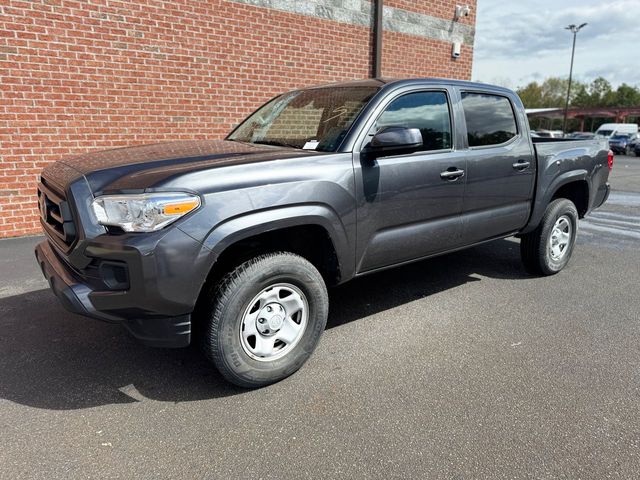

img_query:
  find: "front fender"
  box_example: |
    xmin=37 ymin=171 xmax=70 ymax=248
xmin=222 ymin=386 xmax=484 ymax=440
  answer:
xmin=199 ymin=204 xmax=354 ymax=282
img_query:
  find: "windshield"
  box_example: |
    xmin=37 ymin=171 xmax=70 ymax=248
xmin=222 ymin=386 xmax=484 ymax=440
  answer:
xmin=597 ymin=129 xmax=613 ymax=136
xmin=228 ymin=86 xmax=379 ymax=152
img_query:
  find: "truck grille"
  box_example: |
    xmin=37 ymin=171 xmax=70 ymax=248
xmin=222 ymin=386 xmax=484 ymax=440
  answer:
xmin=37 ymin=178 xmax=77 ymax=251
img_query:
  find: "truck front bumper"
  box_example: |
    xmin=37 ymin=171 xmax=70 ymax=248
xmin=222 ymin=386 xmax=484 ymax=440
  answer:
xmin=35 ymin=238 xmax=196 ymax=348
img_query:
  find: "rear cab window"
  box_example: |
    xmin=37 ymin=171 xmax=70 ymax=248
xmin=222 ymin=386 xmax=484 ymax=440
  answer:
xmin=460 ymin=92 xmax=518 ymax=147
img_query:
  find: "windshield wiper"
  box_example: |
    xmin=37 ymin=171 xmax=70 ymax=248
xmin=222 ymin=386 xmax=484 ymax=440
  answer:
xmin=251 ymin=140 xmax=300 ymax=149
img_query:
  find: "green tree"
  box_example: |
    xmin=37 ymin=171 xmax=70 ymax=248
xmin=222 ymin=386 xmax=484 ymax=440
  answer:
xmin=516 ymin=77 xmax=588 ymax=108
xmin=517 ymin=82 xmax=545 ymax=108
xmin=539 ymin=77 xmax=569 ymax=107
xmin=589 ymin=77 xmax=614 ymax=106
xmin=571 ymin=83 xmax=594 ymax=107
xmin=517 ymin=76 xmax=640 ymax=109
xmin=612 ymin=83 xmax=640 ymax=107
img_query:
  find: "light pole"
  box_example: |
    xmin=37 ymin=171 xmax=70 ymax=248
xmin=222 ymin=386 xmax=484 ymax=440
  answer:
xmin=562 ymin=23 xmax=587 ymax=134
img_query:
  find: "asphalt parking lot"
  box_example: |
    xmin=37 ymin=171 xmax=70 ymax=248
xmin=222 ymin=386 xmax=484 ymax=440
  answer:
xmin=1 ymin=154 xmax=639 ymax=479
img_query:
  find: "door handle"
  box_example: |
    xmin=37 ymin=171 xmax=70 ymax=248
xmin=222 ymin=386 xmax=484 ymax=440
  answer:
xmin=440 ymin=168 xmax=465 ymax=181
xmin=512 ymin=160 xmax=531 ymax=171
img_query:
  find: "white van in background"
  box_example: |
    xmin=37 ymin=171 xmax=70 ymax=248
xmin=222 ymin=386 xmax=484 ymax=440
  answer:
xmin=595 ymin=123 xmax=639 ymax=138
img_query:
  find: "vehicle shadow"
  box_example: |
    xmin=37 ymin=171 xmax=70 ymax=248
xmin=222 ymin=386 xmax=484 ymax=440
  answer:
xmin=327 ymin=238 xmax=525 ymax=329
xmin=0 ymin=238 xmax=528 ymax=410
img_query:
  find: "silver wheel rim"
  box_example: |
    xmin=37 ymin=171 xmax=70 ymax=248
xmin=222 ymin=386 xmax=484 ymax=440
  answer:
xmin=549 ymin=215 xmax=572 ymax=261
xmin=239 ymin=283 xmax=308 ymax=362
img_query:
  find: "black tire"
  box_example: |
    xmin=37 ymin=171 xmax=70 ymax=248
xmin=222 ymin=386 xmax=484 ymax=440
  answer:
xmin=200 ymin=252 xmax=328 ymax=388
xmin=520 ymin=198 xmax=578 ymax=276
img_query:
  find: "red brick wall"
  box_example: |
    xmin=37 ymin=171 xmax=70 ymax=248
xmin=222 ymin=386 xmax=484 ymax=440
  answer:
xmin=0 ymin=0 xmax=475 ymax=237
xmin=383 ymin=32 xmax=474 ymax=80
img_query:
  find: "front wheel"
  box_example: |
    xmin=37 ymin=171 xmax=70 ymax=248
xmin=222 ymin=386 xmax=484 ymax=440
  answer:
xmin=520 ymin=198 xmax=579 ymax=275
xmin=200 ymin=252 xmax=328 ymax=388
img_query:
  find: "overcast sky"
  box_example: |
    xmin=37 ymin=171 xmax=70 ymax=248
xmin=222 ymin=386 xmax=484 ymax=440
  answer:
xmin=472 ymin=0 xmax=640 ymax=89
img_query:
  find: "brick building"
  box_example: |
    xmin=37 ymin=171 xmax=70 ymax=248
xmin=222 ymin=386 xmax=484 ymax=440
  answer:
xmin=0 ymin=0 xmax=476 ymax=237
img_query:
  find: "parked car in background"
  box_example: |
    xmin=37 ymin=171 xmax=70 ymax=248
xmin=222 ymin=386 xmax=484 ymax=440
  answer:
xmin=595 ymin=123 xmax=639 ymax=138
xmin=609 ymin=134 xmax=632 ymax=155
xmin=625 ymin=134 xmax=640 ymax=155
xmin=536 ymin=130 xmax=565 ymax=138
xmin=567 ymin=132 xmax=595 ymax=140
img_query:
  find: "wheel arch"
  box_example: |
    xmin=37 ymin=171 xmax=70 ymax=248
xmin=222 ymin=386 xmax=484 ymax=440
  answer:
xmin=198 ymin=204 xmax=353 ymax=289
xmin=522 ymin=171 xmax=590 ymax=234
xmin=550 ymin=179 xmax=590 ymax=218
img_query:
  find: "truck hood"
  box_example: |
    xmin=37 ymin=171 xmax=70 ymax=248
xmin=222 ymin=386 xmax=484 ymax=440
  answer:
xmin=57 ymin=140 xmax=319 ymax=193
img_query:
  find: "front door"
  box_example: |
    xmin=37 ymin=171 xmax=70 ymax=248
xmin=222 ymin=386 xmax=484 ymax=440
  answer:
xmin=353 ymin=89 xmax=468 ymax=273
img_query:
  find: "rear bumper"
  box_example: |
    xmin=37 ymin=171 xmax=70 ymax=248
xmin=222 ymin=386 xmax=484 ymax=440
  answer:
xmin=35 ymin=239 xmax=192 ymax=348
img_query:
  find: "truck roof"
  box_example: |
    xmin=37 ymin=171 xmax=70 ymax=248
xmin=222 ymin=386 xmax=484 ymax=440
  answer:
xmin=304 ymin=78 xmax=516 ymax=96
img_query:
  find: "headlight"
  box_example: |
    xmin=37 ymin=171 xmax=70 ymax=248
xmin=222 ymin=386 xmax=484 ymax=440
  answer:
xmin=91 ymin=192 xmax=201 ymax=232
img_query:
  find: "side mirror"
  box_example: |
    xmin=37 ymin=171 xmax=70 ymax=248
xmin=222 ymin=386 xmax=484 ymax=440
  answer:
xmin=369 ymin=126 xmax=423 ymax=152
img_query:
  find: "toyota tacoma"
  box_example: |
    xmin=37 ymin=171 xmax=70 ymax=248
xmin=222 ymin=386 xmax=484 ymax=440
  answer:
xmin=35 ymin=79 xmax=612 ymax=387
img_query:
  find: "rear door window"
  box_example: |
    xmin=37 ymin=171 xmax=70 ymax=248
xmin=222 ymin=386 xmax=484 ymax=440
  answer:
xmin=461 ymin=93 xmax=518 ymax=147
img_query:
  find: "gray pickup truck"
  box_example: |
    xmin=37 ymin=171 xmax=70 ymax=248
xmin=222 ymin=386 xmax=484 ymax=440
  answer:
xmin=35 ymin=78 xmax=612 ymax=387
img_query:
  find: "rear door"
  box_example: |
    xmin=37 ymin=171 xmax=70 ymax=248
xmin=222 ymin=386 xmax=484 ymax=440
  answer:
xmin=457 ymin=90 xmax=536 ymax=243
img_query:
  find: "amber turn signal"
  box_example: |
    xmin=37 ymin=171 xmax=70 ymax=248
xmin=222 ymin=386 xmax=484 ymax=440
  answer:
xmin=163 ymin=199 xmax=200 ymax=215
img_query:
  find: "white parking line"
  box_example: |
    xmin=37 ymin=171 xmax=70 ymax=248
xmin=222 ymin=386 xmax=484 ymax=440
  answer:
xmin=579 ymin=221 xmax=640 ymax=239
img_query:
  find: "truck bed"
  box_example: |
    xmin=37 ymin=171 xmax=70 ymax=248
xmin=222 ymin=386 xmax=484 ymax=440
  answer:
xmin=523 ymin=136 xmax=610 ymax=235
xmin=532 ymin=137 xmax=608 ymax=166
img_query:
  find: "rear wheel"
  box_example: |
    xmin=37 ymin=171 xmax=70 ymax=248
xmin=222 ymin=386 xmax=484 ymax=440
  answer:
xmin=200 ymin=252 xmax=328 ymax=388
xmin=520 ymin=198 xmax=578 ymax=275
